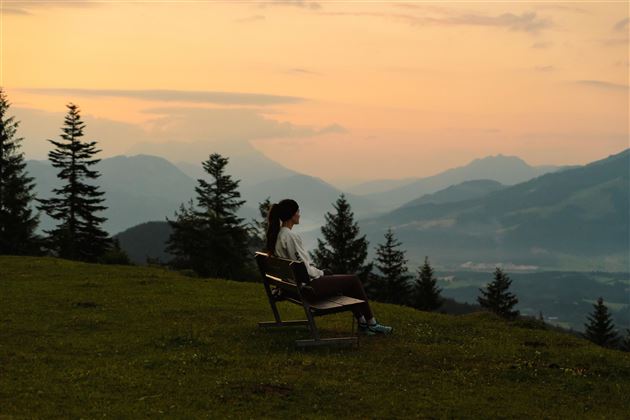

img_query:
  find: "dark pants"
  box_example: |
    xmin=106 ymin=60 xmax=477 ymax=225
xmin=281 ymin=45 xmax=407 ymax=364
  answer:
xmin=310 ymin=274 xmax=373 ymax=320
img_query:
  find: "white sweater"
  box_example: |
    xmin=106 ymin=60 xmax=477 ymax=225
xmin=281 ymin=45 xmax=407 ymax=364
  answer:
xmin=275 ymin=226 xmax=324 ymax=279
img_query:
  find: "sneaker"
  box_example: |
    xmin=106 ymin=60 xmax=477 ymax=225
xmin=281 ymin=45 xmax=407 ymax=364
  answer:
xmin=358 ymin=322 xmax=393 ymax=335
xmin=358 ymin=322 xmax=374 ymax=335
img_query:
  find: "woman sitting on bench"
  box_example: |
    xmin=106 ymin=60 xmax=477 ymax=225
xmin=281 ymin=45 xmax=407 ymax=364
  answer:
xmin=265 ymin=199 xmax=393 ymax=335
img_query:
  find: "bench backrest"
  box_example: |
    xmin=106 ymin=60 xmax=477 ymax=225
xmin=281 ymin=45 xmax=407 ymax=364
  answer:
xmin=254 ymin=251 xmax=310 ymax=295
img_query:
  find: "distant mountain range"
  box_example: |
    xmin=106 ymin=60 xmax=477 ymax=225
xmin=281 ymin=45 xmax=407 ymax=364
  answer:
xmin=400 ymin=179 xmax=505 ymax=208
xmin=27 ymin=155 xmax=258 ymax=235
xmin=28 ymin=148 xmax=620 ymax=272
xmin=353 ymin=149 xmax=629 ymax=271
xmin=356 ymin=155 xmax=563 ymax=209
xmin=115 ymin=221 xmax=173 ymax=265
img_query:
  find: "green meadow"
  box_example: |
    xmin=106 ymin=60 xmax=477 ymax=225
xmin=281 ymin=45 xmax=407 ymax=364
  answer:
xmin=1 ymin=256 xmax=629 ymax=418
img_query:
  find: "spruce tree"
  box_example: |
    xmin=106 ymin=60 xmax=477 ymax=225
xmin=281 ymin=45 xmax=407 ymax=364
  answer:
xmin=371 ymin=228 xmax=412 ymax=304
xmin=38 ymin=103 xmax=109 ymax=262
xmin=167 ymin=153 xmax=251 ymax=280
xmin=477 ymin=267 xmax=519 ymax=319
xmin=0 ymin=88 xmax=40 ymax=255
xmin=412 ymin=256 xmax=443 ymax=311
xmin=252 ymin=197 xmax=271 ymax=244
xmin=584 ymin=297 xmax=619 ymax=347
xmin=621 ymin=329 xmax=630 ymax=352
xmin=311 ymin=194 xmax=371 ymax=277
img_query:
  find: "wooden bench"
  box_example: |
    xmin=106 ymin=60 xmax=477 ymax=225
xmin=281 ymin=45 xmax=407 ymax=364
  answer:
xmin=254 ymin=251 xmax=364 ymax=348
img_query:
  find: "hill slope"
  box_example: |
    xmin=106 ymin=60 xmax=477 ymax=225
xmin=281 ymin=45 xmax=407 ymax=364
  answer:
xmin=1 ymin=257 xmax=629 ymax=418
xmin=27 ymin=154 xmax=258 ymax=235
xmin=360 ymin=155 xmax=561 ymax=209
xmin=400 ymin=179 xmax=505 ymax=208
xmin=361 ymin=149 xmax=630 ymax=270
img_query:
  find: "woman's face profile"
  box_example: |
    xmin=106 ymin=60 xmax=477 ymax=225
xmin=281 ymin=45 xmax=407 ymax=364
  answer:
xmin=291 ymin=208 xmax=300 ymax=225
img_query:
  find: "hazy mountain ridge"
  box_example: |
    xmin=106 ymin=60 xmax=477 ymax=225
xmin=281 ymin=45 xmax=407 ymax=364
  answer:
xmin=400 ymin=179 xmax=505 ymax=208
xmin=27 ymin=155 xmax=257 ymax=235
xmin=361 ymin=155 xmax=562 ymax=209
xmin=359 ymin=149 xmax=629 ymax=271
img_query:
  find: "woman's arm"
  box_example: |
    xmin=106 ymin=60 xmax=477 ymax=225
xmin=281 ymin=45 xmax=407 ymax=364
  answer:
xmin=288 ymin=233 xmax=324 ymax=279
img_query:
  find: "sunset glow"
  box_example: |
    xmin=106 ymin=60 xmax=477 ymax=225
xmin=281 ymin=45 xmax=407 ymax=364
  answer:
xmin=3 ymin=0 xmax=628 ymax=184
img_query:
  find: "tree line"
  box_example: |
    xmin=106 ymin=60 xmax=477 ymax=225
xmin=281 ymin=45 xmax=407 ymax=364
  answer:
xmin=1 ymin=88 xmax=628 ymax=351
xmin=0 ymin=89 xmax=128 ymax=264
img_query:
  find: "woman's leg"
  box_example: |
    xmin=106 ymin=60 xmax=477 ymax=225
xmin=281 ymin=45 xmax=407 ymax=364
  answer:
xmin=310 ymin=274 xmax=374 ymax=320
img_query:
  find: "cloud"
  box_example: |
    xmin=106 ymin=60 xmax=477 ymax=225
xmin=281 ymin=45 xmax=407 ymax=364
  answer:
xmin=2 ymin=7 xmax=31 ymax=15
xmin=534 ymin=65 xmax=554 ymax=72
xmin=531 ymin=41 xmax=552 ymax=49
xmin=323 ymin=10 xmax=552 ymax=34
xmin=318 ymin=123 xmax=347 ymax=134
xmin=444 ymin=12 xmax=552 ymax=33
xmin=140 ymin=107 xmax=321 ymax=142
xmin=18 ymin=88 xmax=305 ymax=106
xmin=574 ymin=80 xmax=629 ymax=91
xmin=235 ymin=15 xmax=265 ymax=23
xmin=13 ymin=107 xmax=150 ymax=160
xmin=597 ymin=38 xmax=629 ymax=47
xmin=613 ymin=17 xmax=629 ymax=32
xmin=260 ymin=1 xmax=321 ymax=10
xmin=532 ymin=4 xmax=589 ymax=14
xmin=3 ymin=0 xmax=98 ymax=15
xmin=286 ymin=68 xmax=321 ymax=76
xmin=13 ymin=104 xmax=344 ymax=164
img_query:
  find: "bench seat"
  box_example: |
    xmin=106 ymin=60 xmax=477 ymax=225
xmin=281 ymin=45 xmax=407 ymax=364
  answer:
xmin=255 ymin=251 xmax=363 ymax=348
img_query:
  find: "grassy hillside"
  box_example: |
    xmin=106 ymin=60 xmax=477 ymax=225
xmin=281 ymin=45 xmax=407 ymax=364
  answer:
xmin=1 ymin=257 xmax=629 ymax=418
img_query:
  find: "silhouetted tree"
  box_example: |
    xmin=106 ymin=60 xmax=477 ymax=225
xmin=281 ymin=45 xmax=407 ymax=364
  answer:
xmin=477 ymin=267 xmax=519 ymax=319
xmin=38 ymin=103 xmax=109 ymax=261
xmin=167 ymin=153 xmax=251 ymax=280
xmin=371 ymin=228 xmax=412 ymax=304
xmin=99 ymin=237 xmax=132 ymax=265
xmin=249 ymin=196 xmax=271 ymax=250
xmin=621 ymin=329 xmax=630 ymax=352
xmin=311 ymin=194 xmax=371 ymax=278
xmin=412 ymin=256 xmax=443 ymax=311
xmin=0 ymin=88 xmax=40 ymax=255
xmin=584 ymin=297 xmax=619 ymax=348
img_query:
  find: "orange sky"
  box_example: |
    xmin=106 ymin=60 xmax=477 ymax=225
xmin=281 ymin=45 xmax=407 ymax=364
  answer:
xmin=2 ymin=1 xmax=628 ymax=185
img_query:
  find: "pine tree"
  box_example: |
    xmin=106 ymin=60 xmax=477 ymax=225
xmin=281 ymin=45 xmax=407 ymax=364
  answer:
xmin=0 ymin=88 xmax=40 ymax=255
xmin=371 ymin=228 xmax=412 ymax=304
xmin=38 ymin=103 xmax=109 ymax=262
xmin=412 ymin=256 xmax=443 ymax=311
xmin=311 ymin=194 xmax=371 ymax=277
xmin=584 ymin=297 xmax=619 ymax=347
xmin=477 ymin=267 xmax=519 ymax=319
xmin=252 ymin=197 xmax=271 ymax=244
xmin=167 ymin=153 xmax=251 ymax=280
xmin=621 ymin=329 xmax=630 ymax=352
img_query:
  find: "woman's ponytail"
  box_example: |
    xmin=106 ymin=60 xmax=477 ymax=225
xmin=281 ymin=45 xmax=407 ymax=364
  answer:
xmin=264 ymin=199 xmax=299 ymax=255
xmin=265 ymin=203 xmax=281 ymax=254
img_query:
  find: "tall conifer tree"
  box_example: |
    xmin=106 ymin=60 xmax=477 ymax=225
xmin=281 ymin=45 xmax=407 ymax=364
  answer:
xmin=252 ymin=197 xmax=271 ymax=245
xmin=584 ymin=297 xmax=619 ymax=348
xmin=371 ymin=228 xmax=412 ymax=304
xmin=0 ymin=88 xmax=39 ymax=254
xmin=311 ymin=194 xmax=371 ymax=277
xmin=477 ymin=267 xmax=519 ymax=319
xmin=167 ymin=153 xmax=251 ymax=279
xmin=621 ymin=329 xmax=630 ymax=352
xmin=412 ymin=256 xmax=443 ymax=311
xmin=38 ymin=103 xmax=109 ymax=261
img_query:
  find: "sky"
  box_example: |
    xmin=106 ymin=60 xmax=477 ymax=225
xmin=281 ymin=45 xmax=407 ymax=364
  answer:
xmin=2 ymin=0 xmax=629 ymax=186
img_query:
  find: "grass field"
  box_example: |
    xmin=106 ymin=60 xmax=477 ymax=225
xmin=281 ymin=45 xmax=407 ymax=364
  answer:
xmin=1 ymin=256 xmax=630 ymax=418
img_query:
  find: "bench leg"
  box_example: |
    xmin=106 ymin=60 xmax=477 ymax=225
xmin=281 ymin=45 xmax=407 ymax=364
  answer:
xmin=295 ymin=337 xmax=358 ymax=348
xmin=302 ymin=305 xmax=320 ymax=340
xmin=258 ymin=320 xmax=309 ymax=328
